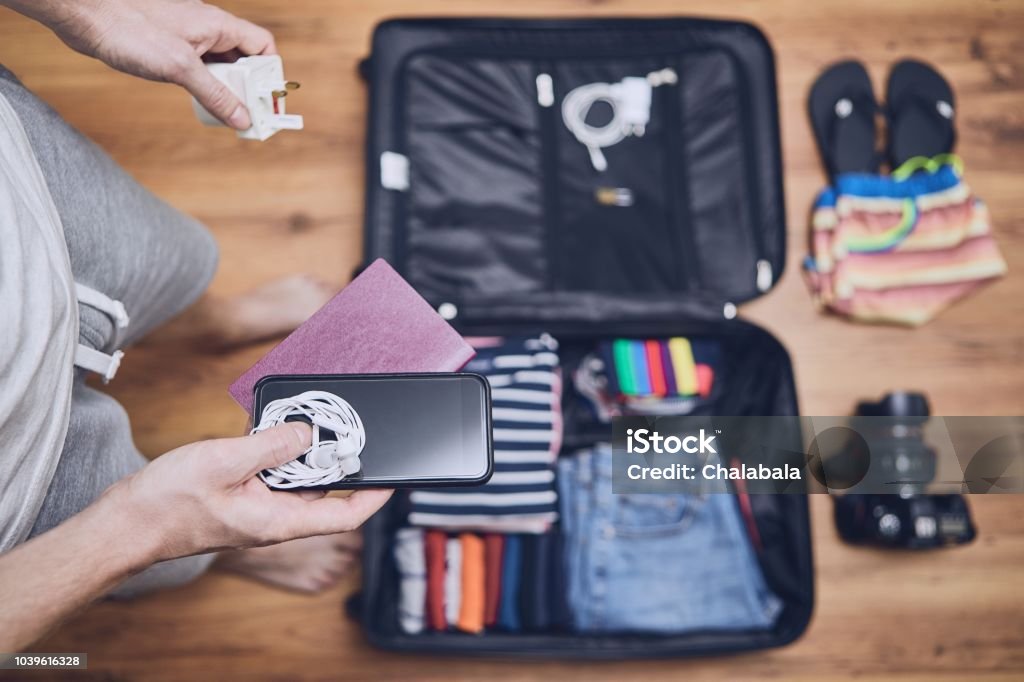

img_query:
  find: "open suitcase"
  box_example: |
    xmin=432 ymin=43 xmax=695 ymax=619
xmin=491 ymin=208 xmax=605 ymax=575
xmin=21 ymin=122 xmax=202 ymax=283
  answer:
xmin=349 ymin=17 xmax=814 ymax=658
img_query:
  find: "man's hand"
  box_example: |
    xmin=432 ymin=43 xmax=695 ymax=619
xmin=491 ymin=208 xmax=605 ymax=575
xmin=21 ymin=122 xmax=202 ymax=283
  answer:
xmin=4 ymin=0 xmax=276 ymax=129
xmin=111 ymin=422 xmax=392 ymax=562
xmin=0 ymin=424 xmax=391 ymax=650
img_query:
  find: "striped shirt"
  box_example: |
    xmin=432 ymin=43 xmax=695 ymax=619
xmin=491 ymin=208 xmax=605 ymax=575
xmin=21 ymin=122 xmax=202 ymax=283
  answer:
xmin=408 ymin=336 xmax=561 ymax=533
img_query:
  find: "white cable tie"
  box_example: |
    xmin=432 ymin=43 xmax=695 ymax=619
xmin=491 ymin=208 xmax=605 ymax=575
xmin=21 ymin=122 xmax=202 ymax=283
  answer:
xmin=75 ymin=283 xmax=129 ymax=329
xmin=74 ymin=346 xmax=124 ymax=383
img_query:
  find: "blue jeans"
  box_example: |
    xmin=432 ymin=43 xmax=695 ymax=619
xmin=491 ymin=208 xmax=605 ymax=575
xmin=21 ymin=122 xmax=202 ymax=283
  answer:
xmin=558 ymin=445 xmax=782 ymax=633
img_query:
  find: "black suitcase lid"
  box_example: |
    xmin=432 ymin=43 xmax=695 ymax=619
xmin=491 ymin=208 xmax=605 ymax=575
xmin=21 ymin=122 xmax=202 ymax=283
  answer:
xmin=361 ymin=17 xmax=786 ymax=327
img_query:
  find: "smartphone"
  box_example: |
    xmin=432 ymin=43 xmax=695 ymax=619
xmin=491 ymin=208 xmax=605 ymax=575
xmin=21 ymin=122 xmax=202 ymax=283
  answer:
xmin=252 ymin=373 xmax=492 ymax=489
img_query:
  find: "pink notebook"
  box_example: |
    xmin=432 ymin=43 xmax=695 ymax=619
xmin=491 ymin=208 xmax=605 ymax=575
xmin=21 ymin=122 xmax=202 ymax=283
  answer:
xmin=229 ymin=259 xmax=475 ymax=412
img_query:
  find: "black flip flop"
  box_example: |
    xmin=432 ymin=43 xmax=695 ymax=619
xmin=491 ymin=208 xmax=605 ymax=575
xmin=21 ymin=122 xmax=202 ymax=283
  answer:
xmin=886 ymin=59 xmax=956 ymax=169
xmin=809 ymin=60 xmax=881 ymax=181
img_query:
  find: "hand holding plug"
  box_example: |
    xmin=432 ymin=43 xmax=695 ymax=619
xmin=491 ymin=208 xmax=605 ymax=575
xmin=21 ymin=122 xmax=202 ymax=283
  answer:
xmin=7 ymin=0 xmax=277 ymax=130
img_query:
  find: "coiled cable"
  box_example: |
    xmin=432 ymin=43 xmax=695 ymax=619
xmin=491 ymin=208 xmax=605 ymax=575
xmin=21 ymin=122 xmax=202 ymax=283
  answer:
xmin=560 ymin=68 xmax=677 ymax=172
xmin=252 ymin=390 xmax=366 ymax=488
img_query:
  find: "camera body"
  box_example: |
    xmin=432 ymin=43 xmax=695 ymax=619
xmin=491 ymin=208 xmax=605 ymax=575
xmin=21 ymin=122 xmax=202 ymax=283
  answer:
xmin=833 ymin=392 xmax=976 ymax=549
xmin=834 ymin=493 xmax=975 ymax=548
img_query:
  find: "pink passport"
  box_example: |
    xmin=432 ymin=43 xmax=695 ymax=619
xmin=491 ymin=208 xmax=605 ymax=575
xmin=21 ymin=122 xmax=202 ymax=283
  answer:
xmin=229 ymin=259 xmax=475 ymax=412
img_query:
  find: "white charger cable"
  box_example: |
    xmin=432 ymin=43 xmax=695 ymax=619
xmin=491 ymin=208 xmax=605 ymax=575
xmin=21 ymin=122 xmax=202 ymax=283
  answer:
xmin=252 ymin=390 xmax=366 ymax=488
xmin=560 ymin=68 xmax=678 ymax=172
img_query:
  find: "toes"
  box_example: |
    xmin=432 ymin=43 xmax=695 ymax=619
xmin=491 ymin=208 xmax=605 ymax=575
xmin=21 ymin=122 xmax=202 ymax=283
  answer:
xmin=334 ymin=531 xmax=363 ymax=552
xmin=334 ymin=554 xmax=357 ymax=579
xmin=313 ymin=569 xmax=341 ymax=591
xmin=293 ymin=575 xmax=325 ymax=593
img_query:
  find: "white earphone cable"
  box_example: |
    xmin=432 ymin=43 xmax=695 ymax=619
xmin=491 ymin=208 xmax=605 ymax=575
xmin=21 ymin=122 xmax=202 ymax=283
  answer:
xmin=252 ymin=390 xmax=366 ymax=488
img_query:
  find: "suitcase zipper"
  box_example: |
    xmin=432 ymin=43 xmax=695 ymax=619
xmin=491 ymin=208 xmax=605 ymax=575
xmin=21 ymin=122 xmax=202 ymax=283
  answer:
xmin=733 ymin=64 xmax=774 ymax=292
xmin=661 ymin=58 xmax=700 ymax=290
xmin=536 ymin=65 xmax=561 ymax=292
xmin=433 ymin=292 xmax=734 ymax=335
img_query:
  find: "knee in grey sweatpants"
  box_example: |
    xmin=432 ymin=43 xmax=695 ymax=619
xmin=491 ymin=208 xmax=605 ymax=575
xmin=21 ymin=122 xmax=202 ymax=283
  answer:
xmin=29 ymin=378 xmax=216 ymax=598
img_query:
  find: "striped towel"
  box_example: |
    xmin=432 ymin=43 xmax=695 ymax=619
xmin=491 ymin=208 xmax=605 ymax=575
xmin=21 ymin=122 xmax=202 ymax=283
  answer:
xmin=407 ymin=335 xmax=561 ymax=534
xmin=804 ymin=156 xmax=1006 ymax=326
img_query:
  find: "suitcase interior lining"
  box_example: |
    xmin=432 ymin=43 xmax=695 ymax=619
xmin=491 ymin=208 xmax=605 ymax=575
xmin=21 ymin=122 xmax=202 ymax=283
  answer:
xmin=399 ymin=51 xmax=766 ymax=305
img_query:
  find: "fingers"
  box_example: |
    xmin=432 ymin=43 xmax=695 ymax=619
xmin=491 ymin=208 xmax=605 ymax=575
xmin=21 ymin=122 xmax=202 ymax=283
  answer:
xmin=206 ymin=12 xmax=277 ymax=57
xmin=178 ymin=58 xmax=251 ymax=129
xmin=290 ymin=489 xmax=394 ymax=537
xmin=177 ymin=8 xmax=276 ymax=129
xmin=230 ymin=422 xmax=312 ymax=479
xmin=184 ymin=9 xmax=275 ymax=129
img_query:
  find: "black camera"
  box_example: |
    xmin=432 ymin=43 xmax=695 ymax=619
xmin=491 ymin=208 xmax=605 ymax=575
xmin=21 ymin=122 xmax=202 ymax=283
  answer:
xmin=832 ymin=393 xmax=976 ymax=549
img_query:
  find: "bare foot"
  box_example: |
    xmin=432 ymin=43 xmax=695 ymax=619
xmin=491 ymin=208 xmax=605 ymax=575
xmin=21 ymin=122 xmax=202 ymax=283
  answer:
xmin=155 ymin=274 xmax=337 ymax=350
xmin=214 ymin=532 xmax=363 ymax=593
xmin=228 ymin=274 xmax=338 ymax=344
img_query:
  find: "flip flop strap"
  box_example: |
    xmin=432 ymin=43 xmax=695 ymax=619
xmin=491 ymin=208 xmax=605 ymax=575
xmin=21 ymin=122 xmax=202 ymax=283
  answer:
xmin=887 ymin=91 xmax=956 ymax=153
xmin=823 ymin=92 xmax=880 ymax=177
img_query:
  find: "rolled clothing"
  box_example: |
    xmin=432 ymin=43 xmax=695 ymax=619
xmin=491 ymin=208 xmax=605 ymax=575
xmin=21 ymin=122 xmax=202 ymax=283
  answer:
xmin=457 ymin=533 xmax=486 ymax=634
xmin=497 ymin=535 xmax=523 ymax=632
xmin=393 ymin=528 xmax=426 ymax=634
xmin=483 ymin=534 xmax=504 ymax=627
xmin=0 ymin=66 xmax=219 ymax=596
xmin=444 ymin=536 xmax=462 ymax=627
xmin=518 ymin=531 xmax=571 ymax=632
xmin=424 ymin=530 xmax=447 ymax=631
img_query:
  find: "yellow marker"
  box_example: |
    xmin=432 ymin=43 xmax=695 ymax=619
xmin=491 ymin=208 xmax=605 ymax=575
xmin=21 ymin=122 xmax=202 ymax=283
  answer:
xmin=668 ymin=337 xmax=698 ymax=396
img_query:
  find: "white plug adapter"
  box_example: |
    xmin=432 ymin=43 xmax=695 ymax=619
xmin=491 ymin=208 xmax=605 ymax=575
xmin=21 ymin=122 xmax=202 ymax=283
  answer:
xmin=612 ymin=76 xmax=653 ymax=136
xmin=192 ymin=55 xmax=303 ymax=141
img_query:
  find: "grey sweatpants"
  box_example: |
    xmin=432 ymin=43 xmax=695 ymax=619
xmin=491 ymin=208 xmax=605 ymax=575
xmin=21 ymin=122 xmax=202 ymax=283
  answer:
xmin=0 ymin=67 xmax=220 ymax=597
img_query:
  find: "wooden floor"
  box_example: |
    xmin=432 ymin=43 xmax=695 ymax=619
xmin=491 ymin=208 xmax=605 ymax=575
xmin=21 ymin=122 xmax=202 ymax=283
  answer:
xmin=2 ymin=0 xmax=1023 ymax=680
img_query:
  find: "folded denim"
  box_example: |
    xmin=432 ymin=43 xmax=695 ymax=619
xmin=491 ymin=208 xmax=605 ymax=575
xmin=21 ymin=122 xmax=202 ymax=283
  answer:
xmin=558 ymin=445 xmax=783 ymax=634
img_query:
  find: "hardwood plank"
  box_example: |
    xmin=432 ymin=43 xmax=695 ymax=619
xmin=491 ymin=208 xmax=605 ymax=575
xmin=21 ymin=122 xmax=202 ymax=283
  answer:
xmin=0 ymin=0 xmax=1022 ymax=679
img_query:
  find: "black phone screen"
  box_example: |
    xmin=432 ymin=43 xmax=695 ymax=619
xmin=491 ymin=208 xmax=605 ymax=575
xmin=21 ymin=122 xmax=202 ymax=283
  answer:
xmin=253 ymin=373 xmax=492 ymax=487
